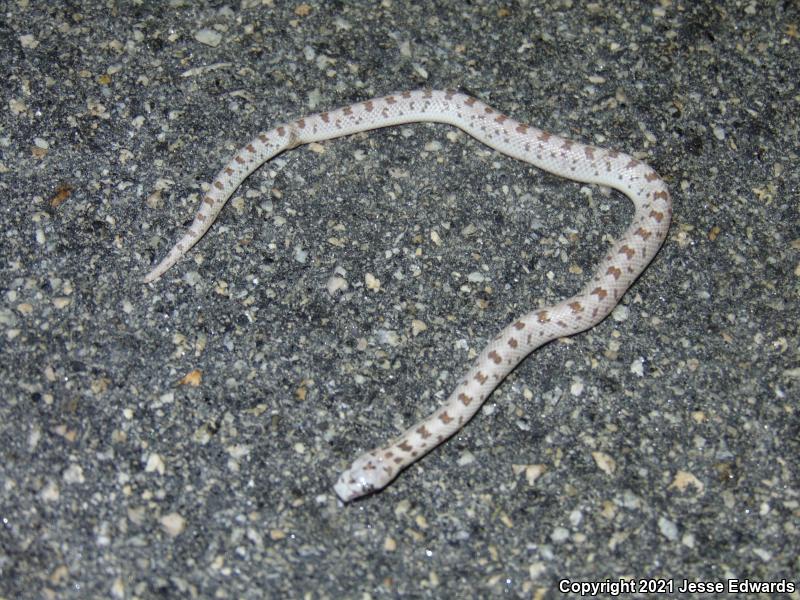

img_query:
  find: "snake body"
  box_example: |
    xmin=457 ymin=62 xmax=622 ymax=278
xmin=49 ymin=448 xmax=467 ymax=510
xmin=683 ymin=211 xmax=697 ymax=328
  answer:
xmin=143 ymin=90 xmax=671 ymax=502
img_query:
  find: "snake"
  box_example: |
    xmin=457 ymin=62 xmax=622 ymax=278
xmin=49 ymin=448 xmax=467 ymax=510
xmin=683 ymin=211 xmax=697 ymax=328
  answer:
xmin=143 ymin=89 xmax=671 ymax=502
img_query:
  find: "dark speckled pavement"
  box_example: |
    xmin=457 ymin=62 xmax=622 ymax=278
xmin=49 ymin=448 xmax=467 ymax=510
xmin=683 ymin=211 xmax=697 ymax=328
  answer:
xmin=1 ymin=1 xmax=797 ymax=597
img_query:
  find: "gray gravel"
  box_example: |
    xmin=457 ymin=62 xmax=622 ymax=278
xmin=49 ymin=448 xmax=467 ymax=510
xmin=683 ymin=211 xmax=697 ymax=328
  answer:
xmin=2 ymin=1 xmax=798 ymax=598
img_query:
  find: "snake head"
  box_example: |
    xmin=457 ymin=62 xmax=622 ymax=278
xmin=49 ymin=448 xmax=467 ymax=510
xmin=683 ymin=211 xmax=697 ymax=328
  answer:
xmin=334 ymin=450 xmax=395 ymax=502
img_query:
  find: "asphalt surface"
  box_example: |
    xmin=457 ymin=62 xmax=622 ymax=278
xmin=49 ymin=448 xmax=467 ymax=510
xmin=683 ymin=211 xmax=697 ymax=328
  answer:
xmin=1 ymin=1 xmax=798 ymax=598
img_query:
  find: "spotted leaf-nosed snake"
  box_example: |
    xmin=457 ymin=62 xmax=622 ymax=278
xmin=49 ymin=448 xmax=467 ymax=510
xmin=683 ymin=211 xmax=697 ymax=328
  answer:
xmin=143 ymin=90 xmax=671 ymax=502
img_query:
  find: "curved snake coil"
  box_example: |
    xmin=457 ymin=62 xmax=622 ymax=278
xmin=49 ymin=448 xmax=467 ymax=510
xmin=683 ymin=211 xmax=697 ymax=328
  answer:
xmin=143 ymin=90 xmax=671 ymax=502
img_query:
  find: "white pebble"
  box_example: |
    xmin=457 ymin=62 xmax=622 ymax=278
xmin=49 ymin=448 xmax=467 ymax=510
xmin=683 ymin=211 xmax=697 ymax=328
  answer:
xmin=183 ymin=270 xmax=202 ymax=286
xmin=658 ymin=516 xmax=678 ymax=541
xmin=753 ymin=547 xmax=772 ymax=561
xmin=195 ymin=28 xmax=222 ymax=47
xmin=411 ymin=319 xmax=427 ymax=336
xmin=377 ymin=329 xmax=399 ymax=347
xmin=52 ymin=297 xmax=71 ymax=309
xmin=550 ymin=526 xmax=569 ymax=543
xmin=457 ymin=450 xmax=475 ymax=466
xmin=19 ymin=34 xmax=39 ymax=49
xmin=160 ymin=512 xmax=186 ymax=537
xmin=524 ymin=464 xmax=546 ymax=485
xmin=9 ymin=98 xmax=28 ymax=115
xmin=592 ymin=451 xmax=616 ymax=475
xmin=145 ymin=452 xmax=165 ymax=475
xmin=226 ymin=444 xmax=250 ymax=459
xmin=293 ymin=246 xmax=308 ymax=263
xmin=62 ymin=464 xmax=85 ymax=484
xmin=365 ymin=272 xmax=381 ymax=291
xmin=424 ymin=140 xmax=442 ymax=152
xmin=28 ymin=427 xmax=41 ymax=451
xmin=461 ymin=223 xmax=477 ymax=237
xmin=528 ymin=562 xmax=547 ymax=580
xmin=326 ymin=275 xmax=348 ymax=295
xmin=39 ymin=481 xmax=60 ymax=502
xmin=630 ymin=357 xmax=645 ymax=377
xmin=611 ymin=303 xmax=629 ymax=322
xmin=569 ymin=509 xmax=583 ymax=527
